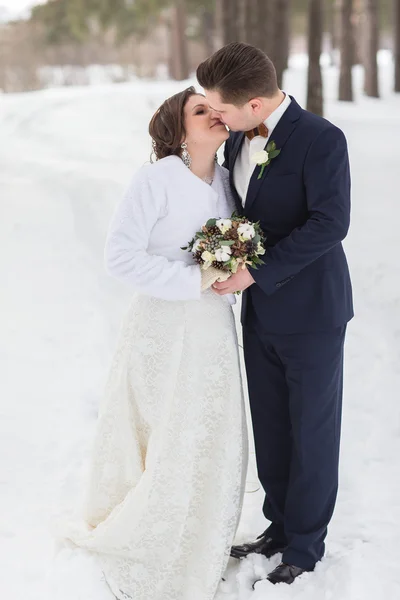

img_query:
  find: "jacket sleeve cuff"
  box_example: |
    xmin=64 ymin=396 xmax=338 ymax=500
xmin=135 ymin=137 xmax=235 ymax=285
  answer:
xmin=250 ymin=264 xmax=295 ymax=296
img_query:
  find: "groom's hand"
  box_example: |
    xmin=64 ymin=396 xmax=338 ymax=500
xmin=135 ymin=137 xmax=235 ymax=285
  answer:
xmin=212 ymin=267 xmax=255 ymax=295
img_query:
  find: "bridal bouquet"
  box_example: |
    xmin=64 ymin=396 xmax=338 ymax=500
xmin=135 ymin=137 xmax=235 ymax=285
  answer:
xmin=182 ymin=212 xmax=266 ymax=276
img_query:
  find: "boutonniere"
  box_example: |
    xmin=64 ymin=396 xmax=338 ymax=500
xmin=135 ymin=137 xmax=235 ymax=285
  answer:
xmin=251 ymin=140 xmax=281 ymax=180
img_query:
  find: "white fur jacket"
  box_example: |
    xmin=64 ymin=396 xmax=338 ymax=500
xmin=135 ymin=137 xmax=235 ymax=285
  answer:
xmin=104 ymin=155 xmax=236 ymax=302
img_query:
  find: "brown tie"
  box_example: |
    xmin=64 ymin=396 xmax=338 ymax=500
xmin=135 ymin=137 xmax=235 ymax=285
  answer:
xmin=245 ymin=123 xmax=269 ymax=141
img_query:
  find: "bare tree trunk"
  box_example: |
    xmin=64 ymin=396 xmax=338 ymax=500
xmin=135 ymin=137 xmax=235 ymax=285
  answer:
xmin=364 ymin=0 xmax=379 ymax=97
xmin=241 ymin=0 xmax=250 ymax=43
xmin=220 ymin=0 xmax=240 ymax=45
xmin=339 ymin=0 xmax=354 ymax=101
xmin=352 ymin=0 xmax=364 ymax=65
xmin=215 ymin=0 xmax=224 ymax=48
xmin=395 ymin=0 xmax=400 ymax=91
xmin=242 ymin=0 xmax=258 ymax=44
xmin=201 ymin=7 xmax=215 ymax=57
xmin=0 ymin=32 xmax=7 ymax=92
xmin=271 ymin=0 xmax=291 ymax=87
xmin=255 ymin=0 xmax=274 ymax=56
xmin=329 ymin=0 xmax=341 ymax=66
xmin=0 ymin=64 xmax=8 ymax=93
xmin=169 ymin=0 xmax=189 ymax=81
xmin=307 ymin=0 xmax=324 ymax=116
xmin=282 ymin=1 xmax=291 ymax=70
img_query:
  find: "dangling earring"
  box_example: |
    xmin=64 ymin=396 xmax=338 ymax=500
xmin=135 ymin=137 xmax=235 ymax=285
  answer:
xmin=181 ymin=142 xmax=192 ymax=170
xmin=151 ymin=140 xmax=157 ymax=163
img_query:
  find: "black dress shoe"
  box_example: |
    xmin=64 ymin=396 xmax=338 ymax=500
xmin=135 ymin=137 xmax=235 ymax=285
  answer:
xmin=230 ymin=531 xmax=286 ymax=559
xmin=252 ymin=562 xmax=310 ymax=587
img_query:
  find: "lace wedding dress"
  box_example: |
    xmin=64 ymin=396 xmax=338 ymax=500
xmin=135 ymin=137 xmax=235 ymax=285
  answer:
xmin=62 ymin=159 xmax=248 ymax=600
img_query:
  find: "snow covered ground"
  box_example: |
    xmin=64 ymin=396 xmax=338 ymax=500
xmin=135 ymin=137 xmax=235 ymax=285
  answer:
xmin=1 ymin=53 xmax=400 ymax=600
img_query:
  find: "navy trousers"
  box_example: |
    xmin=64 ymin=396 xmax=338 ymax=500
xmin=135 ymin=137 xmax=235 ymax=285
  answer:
xmin=243 ymin=306 xmax=346 ymax=570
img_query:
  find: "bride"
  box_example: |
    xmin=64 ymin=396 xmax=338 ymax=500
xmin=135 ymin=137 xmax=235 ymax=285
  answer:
xmin=63 ymin=87 xmax=248 ymax=600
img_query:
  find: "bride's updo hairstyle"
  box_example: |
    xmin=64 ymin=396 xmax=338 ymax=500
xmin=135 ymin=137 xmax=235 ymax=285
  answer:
xmin=149 ymin=86 xmax=197 ymax=162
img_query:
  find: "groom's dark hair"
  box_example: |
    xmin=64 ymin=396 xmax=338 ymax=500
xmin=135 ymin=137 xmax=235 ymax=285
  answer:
xmin=197 ymin=42 xmax=279 ymax=106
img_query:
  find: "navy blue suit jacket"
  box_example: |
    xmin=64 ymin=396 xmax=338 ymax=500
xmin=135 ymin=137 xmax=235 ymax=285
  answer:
xmin=223 ymin=97 xmax=354 ymax=334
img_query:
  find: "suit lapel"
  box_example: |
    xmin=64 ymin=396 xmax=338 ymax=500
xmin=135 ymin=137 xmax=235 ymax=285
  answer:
xmin=244 ymin=97 xmax=302 ymax=213
xmin=228 ymin=132 xmax=245 ymax=213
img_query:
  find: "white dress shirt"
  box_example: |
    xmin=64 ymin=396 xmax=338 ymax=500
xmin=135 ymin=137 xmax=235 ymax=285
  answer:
xmin=234 ymin=93 xmax=292 ymax=206
xmin=105 ymin=156 xmax=236 ymax=303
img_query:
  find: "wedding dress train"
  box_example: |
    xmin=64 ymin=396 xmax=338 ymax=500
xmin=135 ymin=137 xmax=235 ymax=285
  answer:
xmin=64 ymin=290 xmax=248 ymax=600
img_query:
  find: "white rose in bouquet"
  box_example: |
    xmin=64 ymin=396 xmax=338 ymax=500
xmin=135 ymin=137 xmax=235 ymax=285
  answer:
xmin=216 ymin=218 xmax=232 ymax=234
xmin=201 ymin=250 xmax=215 ymax=269
xmin=238 ymin=223 xmax=256 ymax=240
xmin=215 ymin=245 xmax=232 ymax=263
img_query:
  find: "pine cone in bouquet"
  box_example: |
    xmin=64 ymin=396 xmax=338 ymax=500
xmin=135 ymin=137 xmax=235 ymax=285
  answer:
xmin=213 ymin=261 xmax=227 ymax=270
xmin=245 ymin=240 xmax=256 ymax=254
xmin=224 ymin=227 xmax=239 ymax=241
xmin=181 ymin=212 xmax=266 ymax=278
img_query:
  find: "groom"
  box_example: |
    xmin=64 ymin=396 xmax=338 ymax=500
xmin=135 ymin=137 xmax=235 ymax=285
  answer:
xmin=197 ymin=43 xmax=353 ymax=585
